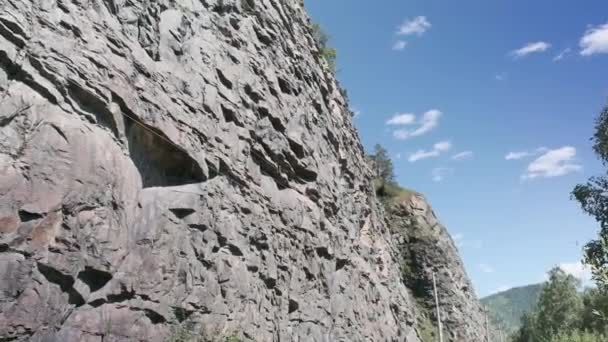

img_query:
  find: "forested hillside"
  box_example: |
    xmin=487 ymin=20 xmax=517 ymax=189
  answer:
xmin=482 ymin=284 xmax=543 ymax=335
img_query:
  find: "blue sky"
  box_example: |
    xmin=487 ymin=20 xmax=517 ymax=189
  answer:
xmin=305 ymin=0 xmax=608 ymax=296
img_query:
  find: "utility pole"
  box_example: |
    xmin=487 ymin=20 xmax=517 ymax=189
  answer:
xmin=432 ymin=272 xmax=444 ymax=342
xmin=484 ymin=306 xmax=490 ymax=342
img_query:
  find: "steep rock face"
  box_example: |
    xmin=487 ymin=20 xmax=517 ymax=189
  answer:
xmin=0 ymin=0 xmax=418 ymax=341
xmin=388 ymin=193 xmax=487 ymax=342
xmin=0 ymin=0 xmax=485 ymax=341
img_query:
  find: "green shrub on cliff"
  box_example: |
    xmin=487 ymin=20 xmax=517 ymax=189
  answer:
xmin=368 ymin=144 xmax=417 ymax=204
xmin=311 ymin=23 xmax=337 ymax=72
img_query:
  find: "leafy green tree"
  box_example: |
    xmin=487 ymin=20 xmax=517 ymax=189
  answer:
xmin=572 ymin=104 xmax=608 ymax=289
xmin=534 ymin=268 xmax=583 ymax=338
xmin=581 ymin=288 xmax=608 ymax=334
xmin=513 ymin=268 xmax=584 ymax=342
xmin=512 ymin=312 xmax=539 ymax=342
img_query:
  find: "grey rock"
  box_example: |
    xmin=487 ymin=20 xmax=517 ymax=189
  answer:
xmin=388 ymin=193 xmax=488 ymax=341
xmin=0 ymin=0 xmax=486 ymax=341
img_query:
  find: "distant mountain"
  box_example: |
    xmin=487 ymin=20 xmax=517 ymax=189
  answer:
xmin=481 ymin=284 xmax=543 ymax=335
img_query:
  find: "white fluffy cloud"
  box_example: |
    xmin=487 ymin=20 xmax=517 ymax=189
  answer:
xmin=479 ymin=263 xmax=495 ymax=274
xmin=511 ymin=41 xmax=551 ymax=58
xmin=559 ymin=262 xmax=593 ymax=285
xmin=386 ymin=113 xmax=416 ymax=125
xmin=580 ymin=22 xmax=608 ymax=56
xmin=553 ymin=48 xmax=572 ymax=61
xmin=397 ymin=16 xmax=431 ymax=36
xmin=392 ymin=109 xmax=442 ymax=140
xmin=392 ymin=40 xmax=408 ymax=51
xmin=431 ymin=167 xmax=453 ymax=182
xmin=522 ymin=146 xmax=582 ymax=179
xmin=452 ymin=151 xmax=473 ymax=161
xmin=408 ymin=141 xmax=452 ymax=162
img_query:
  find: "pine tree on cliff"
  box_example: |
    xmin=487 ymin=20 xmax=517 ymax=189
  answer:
xmin=370 ymin=144 xmax=395 ymax=185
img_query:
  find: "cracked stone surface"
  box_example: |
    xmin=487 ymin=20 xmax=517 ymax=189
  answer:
xmin=0 ymin=0 xmax=485 ymax=341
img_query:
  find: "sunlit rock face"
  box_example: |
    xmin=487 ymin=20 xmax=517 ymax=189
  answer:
xmin=0 ymin=0 xmax=484 ymax=341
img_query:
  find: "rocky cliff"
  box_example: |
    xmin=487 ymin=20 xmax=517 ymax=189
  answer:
xmin=386 ymin=193 xmax=488 ymax=341
xmin=0 ymin=0 xmax=485 ymax=341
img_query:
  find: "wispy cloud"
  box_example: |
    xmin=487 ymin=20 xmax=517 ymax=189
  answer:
xmin=453 ymin=233 xmax=482 ymax=249
xmin=580 ymin=22 xmax=608 ymax=56
xmin=510 ymin=41 xmax=551 ymax=58
xmin=480 ymin=263 xmax=495 ymax=274
xmin=397 ymin=16 xmax=431 ymax=36
xmin=505 ymin=147 xmax=547 ymax=161
xmin=506 ymin=151 xmax=533 ymax=160
xmin=432 ymin=167 xmax=453 ymax=182
xmin=553 ymin=48 xmax=572 ymax=61
xmin=522 ymin=146 xmax=582 ymax=179
xmin=392 ymin=109 xmax=442 ymax=140
xmin=452 ymin=151 xmax=473 ymax=161
xmin=495 ymin=73 xmax=507 ymax=81
xmin=386 ymin=113 xmax=416 ymax=125
xmin=409 ymin=141 xmax=452 ymax=162
xmin=392 ymin=40 xmax=408 ymax=51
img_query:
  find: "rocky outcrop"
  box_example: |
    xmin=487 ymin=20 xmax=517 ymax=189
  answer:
xmin=388 ymin=193 xmax=488 ymax=341
xmin=0 ymin=0 xmax=485 ymax=341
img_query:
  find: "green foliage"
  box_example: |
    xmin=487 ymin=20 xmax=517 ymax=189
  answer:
xmin=481 ymin=284 xmax=543 ymax=336
xmin=168 ymin=321 xmax=200 ymax=342
xmin=369 ymin=144 xmax=396 ymax=186
xmin=165 ymin=320 xmax=243 ymax=342
xmin=368 ymin=145 xmax=420 ymax=212
xmin=581 ymin=288 xmax=608 ymax=334
xmin=547 ymin=330 xmax=606 ymax=342
xmin=373 ymin=179 xmax=415 ymax=202
xmin=224 ymin=336 xmax=242 ymax=342
xmin=311 ymin=23 xmax=337 ymax=72
xmin=534 ymin=268 xmax=583 ymax=338
xmin=311 ymin=23 xmax=329 ymax=47
xmin=572 ymin=104 xmax=608 ymax=289
xmin=512 ymin=312 xmax=538 ymax=342
xmin=416 ymin=312 xmax=437 ymax=342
